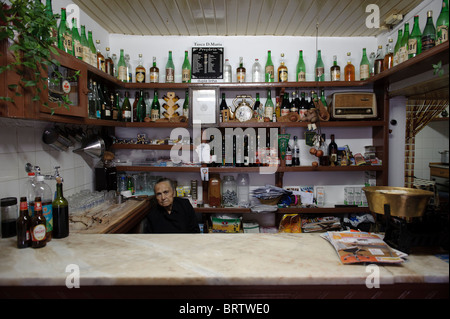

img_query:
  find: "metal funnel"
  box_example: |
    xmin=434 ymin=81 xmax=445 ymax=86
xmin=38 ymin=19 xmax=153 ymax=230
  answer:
xmin=73 ymin=136 xmax=105 ymax=158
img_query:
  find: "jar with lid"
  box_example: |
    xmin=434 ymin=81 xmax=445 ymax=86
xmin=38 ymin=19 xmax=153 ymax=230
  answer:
xmin=237 ymin=173 xmax=250 ymax=207
xmin=222 ymin=175 xmax=238 ymax=207
xmin=208 ymin=174 xmax=221 ymax=207
xmin=1 ymin=197 xmax=18 ymax=238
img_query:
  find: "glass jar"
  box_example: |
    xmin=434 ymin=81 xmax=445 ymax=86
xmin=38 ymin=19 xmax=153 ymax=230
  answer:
xmin=237 ymin=173 xmax=250 ymax=207
xmin=208 ymin=174 xmax=221 ymax=207
xmin=1 ymin=197 xmax=18 ymax=238
xmin=222 ymin=175 xmax=237 ymax=207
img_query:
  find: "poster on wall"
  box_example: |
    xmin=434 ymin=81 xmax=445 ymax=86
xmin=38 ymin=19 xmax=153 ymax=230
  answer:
xmin=191 ymin=47 xmax=224 ymax=82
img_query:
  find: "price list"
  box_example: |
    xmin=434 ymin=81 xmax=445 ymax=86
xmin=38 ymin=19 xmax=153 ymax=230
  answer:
xmin=192 ymin=47 xmax=223 ymax=80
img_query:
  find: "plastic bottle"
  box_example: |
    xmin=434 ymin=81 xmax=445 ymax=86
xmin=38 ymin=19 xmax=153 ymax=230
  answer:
xmin=223 ymin=59 xmax=232 ymax=82
xmin=252 ymin=58 xmax=263 ymax=82
xmin=23 ymin=172 xmax=36 ymax=215
xmin=34 ymin=175 xmax=53 ymax=241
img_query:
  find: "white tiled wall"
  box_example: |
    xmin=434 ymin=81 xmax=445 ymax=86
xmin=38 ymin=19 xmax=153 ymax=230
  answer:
xmin=0 ymin=118 xmax=94 ymax=200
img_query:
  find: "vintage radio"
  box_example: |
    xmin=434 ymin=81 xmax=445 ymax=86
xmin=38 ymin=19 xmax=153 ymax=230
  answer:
xmin=330 ymin=92 xmax=377 ymax=119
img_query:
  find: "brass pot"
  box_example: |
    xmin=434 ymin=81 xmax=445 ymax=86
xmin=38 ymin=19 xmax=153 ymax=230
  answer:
xmin=362 ymin=186 xmax=433 ymax=218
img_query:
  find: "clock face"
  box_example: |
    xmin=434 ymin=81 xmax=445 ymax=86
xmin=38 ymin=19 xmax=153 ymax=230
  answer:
xmin=236 ymin=106 xmax=253 ymax=122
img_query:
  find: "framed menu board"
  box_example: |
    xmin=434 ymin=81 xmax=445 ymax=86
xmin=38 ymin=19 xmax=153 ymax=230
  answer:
xmin=191 ymin=47 xmax=224 ymax=81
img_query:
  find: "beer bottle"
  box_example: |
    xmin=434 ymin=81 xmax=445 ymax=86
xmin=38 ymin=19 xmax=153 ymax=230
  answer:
xmin=52 ymin=177 xmax=69 ymax=239
xmin=31 ymin=197 xmax=47 ymax=248
xmin=17 ymin=197 xmax=31 ymax=248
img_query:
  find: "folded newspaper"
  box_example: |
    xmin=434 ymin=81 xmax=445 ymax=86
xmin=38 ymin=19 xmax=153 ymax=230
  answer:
xmin=321 ymin=231 xmax=407 ymax=264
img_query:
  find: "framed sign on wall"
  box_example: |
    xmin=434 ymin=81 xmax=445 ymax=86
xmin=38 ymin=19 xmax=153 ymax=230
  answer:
xmin=191 ymin=47 xmax=224 ymax=82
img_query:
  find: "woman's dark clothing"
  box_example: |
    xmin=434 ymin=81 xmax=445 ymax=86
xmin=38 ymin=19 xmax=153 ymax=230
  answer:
xmin=145 ymin=197 xmax=200 ymax=233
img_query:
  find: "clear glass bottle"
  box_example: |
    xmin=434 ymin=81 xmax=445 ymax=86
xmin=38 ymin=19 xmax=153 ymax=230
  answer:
xmin=436 ymin=0 xmax=449 ymax=45
xmin=222 ymin=175 xmax=237 ymax=207
xmin=252 ymin=58 xmax=263 ymax=82
xmin=237 ymin=57 xmax=246 ymax=83
xmin=265 ymin=50 xmax=274 ymax=82
xmin=125 ymin=54 xmax=132 ymax=83
xmin=315 ymin=50 xmax=325 ymax=81
xmin=422 ymin=11 xmax=436 ymax=51
xmin=278 ymin=53 xmax=288 ymax=82
xmin=105 ymin=47 xmax=114 ymax=76
xmin=165 ymin=51 xmax=175 ymax=83
xmin=360 ymin=48 xmax=370 ymax=80
xmin=344 ymin=52 xmax=355 ymax=81
xmin=409 ymin=16 xmax=422 ymax=58
xmin=330 ymin=55 xmax=341 ymax=81
xmin=237 ymin=174 xmax=250 ymax=207
xmin=182 ymin=51 xmax=191 ymax=83
xmin=296 ymin=50 xmax=306 ymax=81
xmin=223 ymin=59 xmax=232 ymax=82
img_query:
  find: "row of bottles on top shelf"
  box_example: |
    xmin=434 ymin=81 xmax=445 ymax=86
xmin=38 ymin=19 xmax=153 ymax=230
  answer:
xmin=87 ymin=79 xmax=189 ymax=122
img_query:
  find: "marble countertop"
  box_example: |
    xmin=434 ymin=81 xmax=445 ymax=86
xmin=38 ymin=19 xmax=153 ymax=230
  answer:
xmin=0 ymin=233 xmax=448 ymax=287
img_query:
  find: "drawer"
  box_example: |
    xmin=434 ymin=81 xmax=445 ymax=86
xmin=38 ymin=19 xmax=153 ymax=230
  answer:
xmin=430 ymin=167 xmax=449 ymax=178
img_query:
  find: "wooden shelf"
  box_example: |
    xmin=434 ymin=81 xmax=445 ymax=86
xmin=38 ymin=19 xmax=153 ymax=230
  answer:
xmin=219 ymin=120 xmax=386 ymax=128
xmin=194 ymin=206 xmax=371 ymax=214
xmin=112 ymin=144 xmax=192 ymax=150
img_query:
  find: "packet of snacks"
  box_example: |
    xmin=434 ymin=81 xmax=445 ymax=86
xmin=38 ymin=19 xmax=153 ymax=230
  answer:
xmin=278 ymin=214 xmax=302 ymax=233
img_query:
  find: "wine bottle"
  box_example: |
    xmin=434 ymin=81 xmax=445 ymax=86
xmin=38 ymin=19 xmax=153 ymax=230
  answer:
xmin=52 ymin=177 xmax=69 ymax=239
xmin=72 ymin=18 xmax=82 ymax=59
xmin=422 ymin=11 xmax=436 ymax=52
xmin=399 ymin=23 xmax=410 ymax=64
xmin=96 ymin=40 xmax=105 ymax=72
xmin=265 ymin=50 xmax=274 ymax=82
xmin=117 ymin=49 xmax=127 ymax=82
xmin=87 ymin=30 xmax=96 ymax=67
xmin=165 ymin=51 xmax=175 ymax=83
xmin=122 ymin=91 xmax=132 ymax=122
xmin=219 ymin=93 xmax=228 ymax=122
xmin=393 ymin=29 xmax=403 ymax=66
xmin=281 ymin=93 xmax=290 ymax=117
xmin=296 ymin=50 xmax=306 ymax=81
xmin=183 ymin=90 xmax=189 ymax=118
xmin=409 ymin=16 xmax=422 ymax=58
xmin=151 ymin=90 xmax=160 ymax=122
xmin=328 ymin=134 xmax=338 ymax=166
xmin=436 ymin=0 xmax=449 ymax=45
xmin=80 ymin=25 xmax=90 ymax=64
xmin=360 ymin=48 xmax=370 ymax=80
xmin=264 ymin=89 xmax=274 ymax=121
xmin=315 ymin=50 xmax=325 ymax=81
xmin=182 ymin=51 xmax=191 ymax=83
xmin=57 ymin=8 xmax=73 ymax=55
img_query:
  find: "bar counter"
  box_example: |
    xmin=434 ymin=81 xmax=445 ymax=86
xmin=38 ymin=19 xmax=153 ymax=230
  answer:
xmin=0 ymin=233 xmax=448 ymax=299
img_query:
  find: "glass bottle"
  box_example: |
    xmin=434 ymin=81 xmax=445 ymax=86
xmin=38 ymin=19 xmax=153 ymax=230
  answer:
xmin=296 ymin=50 xmax=306 ymax=82
xmin=328 ymin=134 xmax=338 ymax=166
xmin=57 ymin=8 xmax=73 ymax=55
xmin=17 ymin=197 xmax=31 ymax=248
xmin=34 ymin=176 xmax=53 ymax=242
xmin=105 ymin=47 xmax=114 ymax=76
xmin=125 ymin=54 xmax=132 ymax=83
xmin=409 ymin=16 xmax=422 ymax=58
xmin=72 ymin=18 xmax=82 ymax=59
xmin=208 ymin=174 xmax=221 ymax=207
xmin=344 ymin=52 xmax=355 ymax=81
xmin=360 ymin=48 xmax=370 ymax=80
xmin=165 ymin=51 xmax=175 ymax=83
xmin=374 ymin=45 xmax=384 ymax=75
xmin=87 ymin=79 xmax=96 ymax=119
xmin=291 ymin=91 xmax=299 ymax=113
xmin=136 ymin=54 xmax=146 ymax=83
xmin=237 ymin=174 xmax=250 ymax=207
xmin=149 ymin=57 xmax=159 ymax=83
xmin=87 ymin=30 xmax=96 ymax=67
xmin=223 ymin=59 xmax=232 ymax=82
xmin=281 ymin=93 xmax=290 ymax=117
xmin=92 ymin=81 xmax=101 ymax=119
xmin=436 ymin=0 xmax=449 ymax=45
xmin=265 ymin=50 xmax=275 ymax=82
xmin=285 ymin=138 xmax=293 ymax=167
xmin=52 ymin=177 xmax=69 ymax=239
xmin=122 ymin=91 xmax=132 ymax=122
xmin=237 ymin=57 xmax=246 ymax=83
xmin=30 ymin=197 xmax=46 ymax=248
xmin=132 ymin=91 xmax=139 ymax=122
xmin=144 ymin=92 xmax=151 ymax=118
xmin=330 ymin=55 xmax=341 ymax=81
xmin=384 ymin=38 xmax=394 ymax=70
xmin=96 ymin=40 xmax=105 ymax=72
xmin=393 ymin=29 xmax=403 ymax=66
xmin=399 ymin=23 xmax=410 ymax=64
xmin=253 ymin=93 xmax=261 ymax=120
xmin=299 ymin=92 xmax=307 ymax=120
xmin=319 ymin=134 xmax=329 ymax=166
xmin=293 ymin=136 xmax=300 ymax=166
xmin=45 ymin=0 xmax=57 ymax=44
xmin=80 ymin=25 xmax=90 ymax=64
xmin=252 ymin=58 xmax=263 ymax=82
xmin=183 ymin=90 xmax=189 ymax=118
xmin=278 ymin=53 xmax=288 ymax=82
xmin=320 ymin=89 xmax=328 ymax=111
xmin=182 ymin=51 xmax=191 ymax=83
xmin=219 ymin=93 xmax=229 ymax=122
xmin=222 ymin=176 xmax=237 ymax=207
xmin=422 ymin=11 xmax=436 ymax=52
xmin=315 ymin=50 xmax=325 ymax=81
xmin=151 ymin=90 xmax=160 ymax=122
xmin=136 ymin=90 xmax=145 ymax=122
xmin=264 ymin=89 xmax=274 ymax=121
xmin=117 ymin=49 xmax=127 ymax=82
xmin=113 ymin=92 xmax=121 ymax=121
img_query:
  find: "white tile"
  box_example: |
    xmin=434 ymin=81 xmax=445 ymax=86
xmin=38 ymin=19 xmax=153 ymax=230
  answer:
xmin=17 ymin=152 xmax=36 ymax=179
xmin=17 ymin=126 xmax=36 ymax=153
xmin=0 ymin=179 xmax=19 ymax=199
xmin=0 ymin=153 xmax=19 ymax=182
xmin=0 ymin=125 xmax=17 ymax=154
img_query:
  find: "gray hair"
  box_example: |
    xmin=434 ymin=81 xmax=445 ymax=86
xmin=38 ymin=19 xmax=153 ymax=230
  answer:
xmin=155 ymin=177 xmax=175 ymax=192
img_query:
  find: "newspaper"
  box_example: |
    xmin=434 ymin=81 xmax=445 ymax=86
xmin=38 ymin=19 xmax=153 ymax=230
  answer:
xmin=301 ymin=216 xmax=341 ymax=233
xmin=321 ymin=231 xmax=406 ymax=264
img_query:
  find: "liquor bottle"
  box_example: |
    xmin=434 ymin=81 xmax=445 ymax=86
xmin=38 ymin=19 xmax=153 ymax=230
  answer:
xmin=72 ymin=18 xmax=82 ymax=59
xmin=34 ymin=175 xmax=53 ymax=242
xmin=330 ymin=55 xmax=341 ymax=81
xmin=328 ymin=134 xmax=338 ymax=166
xmin=132 ymin=91 xmax=139 ymax=122
xmin=275 ymin=96 xmax=281 ymax=118
xmin=151 ymin=90 xmax=160 ymax=122
xmin=219 ymin=93 xmax=229 ymax=122
xmin=182 ymin=51 xmax=191 ymax=83
xmin=237 ymin=57 xmax=246 ymax=83
xmin=293 ymin=136 xmax=300 ymax=166
xmin=422 ymin=11 xmax=436 ymax=52
xmin=314 ymin=50 xmax=325 ymax=81
xmin=393 ymin=29 xmax=403 ymax=66
xmin=253 ymin=93 xmax=261 ymax=120
xmin=344 ymin=52 xmax=355 ymax=81
xmin=105 ymin=48 xmax=114 ymax=76
xmin=409 ymin=16 xmax=422 ymax=58
xmin=436 ymin=0 xmax=449 ymax=45
xmin=183 ymin=90 xmax=189 ymax=118
xmin=278 ymin=53 xmax=288 ymax=82
xmin=296 ymin=50 xmax=306 ymax=81
xmin=80 ymin=25 xmax=90 ymax=64
xmin=136 ymin=90 xmax=146 ymax=122
xmin=360 ymin=48 xmax=370 ymax=80
xmin=209 ymin=135 xmax=217 ymax=167
xmin=87 ymin=79 xmax=96 ymax=119
xmin=374 ymin=45 xmax=384 ymax=75
xmin=96 ymin=40 xmax=106 ymax=72
xmin=113 ymin=93 xmax=120 ymax=121
xmin=127 ymin=176 xmax=135 ymax=195
xmin=384 ymin=38 xmax=394 ymax=70
xmin=117 ymin=49 xmax=127 ymax=82
xmin=87 ymin=30 xmax=97 ymax=67
xmin=30 ymin=197 xmax=46 ymax=248
xmin=122 ymin=91 xmax=132 ymax=122
xmin=319 ymin=134 xmax=329 ymax=166
xmin=125 ymin=54 xmax=132 ymax=83
xmin=299 ymin=92 xmax=307 ymax=120
xmin=92 ymin=81 xmax=101 ymax=119
xmin=320 ymin=89 xmax=328 ymax=111
xmin=144 ymin=91 xmax=151 ymax=118
xmin=265 ymin=50 xmax=275 ymax=82
xmin=136 ymin=54 xmax=146 ymax=83
xmin=17 ymin=197 xmax=31 ymax=248
xmin=285 ymin=139 xmax=293 ymax=167
xmin=399 ymin=23 xmax=410 ymax=64
xmin=45 ymin=0 xmax=57 ymax=44
xmin=104 ymin=89 xmax=113 ymax=121
xmin=97 ymin=83 xmax=107 ymax=120
xmin=291 ymin=91 xmax=300 ymax=113
xmin=223 ymin=59 xmax=232 ymax=82
xmin=244 ymin=136 xmax=250 ymax=167
xmin=252 ymin=59 xmax=263 ymax=82
xmin=149 ymin=57 xmax=159 ymax=83
xmin=165 ymin=51 xmax=175 ymax=83
xmin=52 ymin=177 xmax=69 ymax=239
xmin=281 ymin=93 xmax=290 ymax=117
xmin=57 ymin=8 xmax=73 ymax=55
xmin=264 ymin=89 xmax=274 ymax=121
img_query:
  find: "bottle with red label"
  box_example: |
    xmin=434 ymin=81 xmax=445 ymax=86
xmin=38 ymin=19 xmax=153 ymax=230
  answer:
xmin=31 ymin=197 xmax=47 ymax=248
xmin=17 ymin=197 xmax=31 ymax=248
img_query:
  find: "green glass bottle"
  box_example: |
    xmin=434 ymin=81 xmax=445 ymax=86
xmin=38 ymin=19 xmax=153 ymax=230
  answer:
xmin=117 ymin=49 xmax=127 ymax=82
xmin=264 ymin=89 xmax=274 ymax=121
xmin=183 ymin=90 xmax=189 ymax=118
xmin=57 ymin=8 xmax=73 ymax=55
xmin=115 ymin=92 xmax=122 ymax=121
xmin=72 ymin=18 xmax=82 ymax=59
xmin=121 ymin=92 xmax=131 ymax=122
xmin=422 ymin=11 xmax=436 ymax=52
xmin=314 ymin=50 xmax=325 ymax=81
xmin=182 ymin=51 xmax=191 ymax=83
xmin=151 ymin=90 xmax=160 ymax=122
xmin=136 ymin=90 xmax=145 ymax=122
xmin=45 ymin=0 xmax=57 ymax=44
xmin=399 ymin=23 xmax=409 ymax=63
xmin=296 ymin=50 xmax=306 ymax=82
xmin=393 ymin=29 xmax=403 ymax=66
xmin=408 ymin=16 xmax=422 ymax=58
xmin=265 ymin=50 xmax=274 ymax=82
xmin=436 ymin=0 xmax=449 ymax=45
xmin=87 ymin=30 xmax=96 ymax=67
xmin=52 ymin=177 xmax=69 ymax=239
xmin=360 ymin=48 xmax=370 ymax=80
xmin=165 ymin=51 xmax=175 ymax=83
xmin=80 ymin=25 xmax=90 ymax=63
